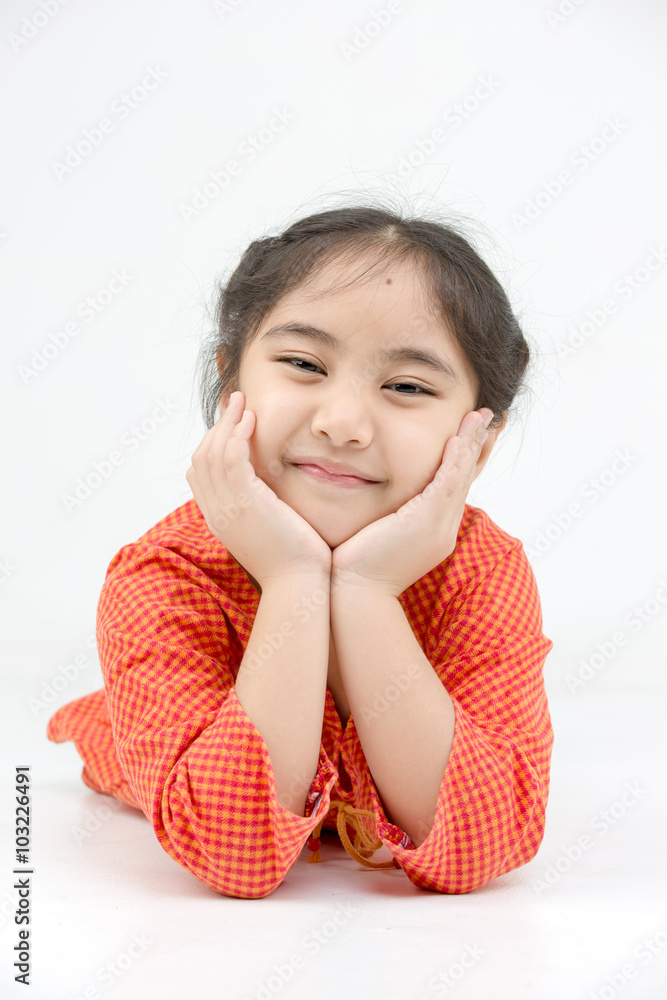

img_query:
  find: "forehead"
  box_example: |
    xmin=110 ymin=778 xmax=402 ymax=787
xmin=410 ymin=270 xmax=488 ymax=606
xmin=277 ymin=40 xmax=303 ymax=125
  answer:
xmin=244 ymin=251 xmax=478 ymax=394
xmin=288 ymin=249 xmax=437 ymax=312
xmin=254 ymin=251 xmax=452 ymax=351
xmin=259 ymin=249 xmax=469 ymax=357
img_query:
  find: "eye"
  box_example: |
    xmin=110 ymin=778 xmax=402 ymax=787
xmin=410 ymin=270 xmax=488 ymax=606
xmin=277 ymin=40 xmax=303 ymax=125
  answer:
xmin=275 ymin=356 xmax=323 ymax=374
xmin=273 ymin=356 xmax=435 ymax=396
xmin=387 ymin=383 xmax=434 ymax=396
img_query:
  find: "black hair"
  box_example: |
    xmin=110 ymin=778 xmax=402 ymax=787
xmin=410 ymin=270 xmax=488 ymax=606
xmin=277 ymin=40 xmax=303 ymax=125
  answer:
xmin=196 ymin=202 xmax=529 ymax=432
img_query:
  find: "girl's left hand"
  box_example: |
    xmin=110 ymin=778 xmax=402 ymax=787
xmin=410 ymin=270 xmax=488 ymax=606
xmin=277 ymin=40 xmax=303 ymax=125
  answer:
xmin=330 ymin=408 xmax=494 ymax=598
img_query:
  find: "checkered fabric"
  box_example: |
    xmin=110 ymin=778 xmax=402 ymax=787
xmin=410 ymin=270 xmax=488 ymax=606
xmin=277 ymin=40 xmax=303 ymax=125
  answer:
xmin=47 ymin=498 xmax=554 ymax=899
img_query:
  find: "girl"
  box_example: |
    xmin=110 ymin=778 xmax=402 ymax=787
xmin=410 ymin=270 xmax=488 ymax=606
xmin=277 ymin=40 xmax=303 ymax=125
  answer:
xmin=48 ymin=204 xmax=554 ymax=900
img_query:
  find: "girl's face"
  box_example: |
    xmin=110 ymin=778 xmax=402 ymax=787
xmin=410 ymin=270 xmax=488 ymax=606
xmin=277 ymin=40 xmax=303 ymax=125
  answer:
xmin=234 ymin=253 xmax=488 ymax=548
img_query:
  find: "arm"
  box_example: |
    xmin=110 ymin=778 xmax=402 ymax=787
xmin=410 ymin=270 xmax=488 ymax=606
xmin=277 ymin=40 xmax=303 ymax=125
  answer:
xmin=99 ymin=543 xmax=337 ymax=899
xmin=234 ymin=571 xmax=331 ymax=817
xmin=330 ymin=586 xmax=455 ymax=846
xmin=331 ymin=539 xmax=554 ymax=894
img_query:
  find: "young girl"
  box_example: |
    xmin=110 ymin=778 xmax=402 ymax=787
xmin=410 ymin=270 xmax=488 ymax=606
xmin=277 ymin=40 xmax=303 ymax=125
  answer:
xmin=48 ymin=204 xmax=554 ymax=900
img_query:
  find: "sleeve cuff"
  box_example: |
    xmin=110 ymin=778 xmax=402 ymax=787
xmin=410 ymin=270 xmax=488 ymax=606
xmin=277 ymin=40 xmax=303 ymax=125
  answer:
xmin=362 ymin=697 xmax=545 ymax=893
xmin=363 ymin=698 xmax=477 ymax=875
xmin=223 ymin=687 xmax=339 ymax=835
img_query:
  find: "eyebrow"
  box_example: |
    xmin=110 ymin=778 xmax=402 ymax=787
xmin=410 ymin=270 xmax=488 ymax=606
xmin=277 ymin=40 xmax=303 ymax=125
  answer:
xmin=260 ymin=322 xmax=461 ymax=382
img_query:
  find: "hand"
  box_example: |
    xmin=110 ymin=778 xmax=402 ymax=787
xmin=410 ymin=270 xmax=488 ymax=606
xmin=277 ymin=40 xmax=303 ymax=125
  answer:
xmin=186 ymin=391 xmax=332 ymax=586
xmin=330 ymin=408 xmax=494 ymax=598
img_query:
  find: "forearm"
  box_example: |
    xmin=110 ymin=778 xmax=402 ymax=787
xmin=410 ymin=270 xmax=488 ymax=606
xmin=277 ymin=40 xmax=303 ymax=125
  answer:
xmin=234 ymin=573 xmax=330 ymax=817
xmin=330 ymin=586 xmax=455 ymax=847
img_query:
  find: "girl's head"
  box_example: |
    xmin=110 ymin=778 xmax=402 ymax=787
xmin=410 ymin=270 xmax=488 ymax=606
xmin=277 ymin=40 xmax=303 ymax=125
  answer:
xmin=198 ymin=205 xmax=530 ymax=547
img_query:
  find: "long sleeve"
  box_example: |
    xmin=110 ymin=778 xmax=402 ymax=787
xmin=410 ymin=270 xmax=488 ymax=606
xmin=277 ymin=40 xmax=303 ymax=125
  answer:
xmin=51 ymin=532 xmax=338 ymax=899
xmin=48 ymin=500 xmax=554 ymax=894
xmin=325 ymin=514 xmax=554 ymax=894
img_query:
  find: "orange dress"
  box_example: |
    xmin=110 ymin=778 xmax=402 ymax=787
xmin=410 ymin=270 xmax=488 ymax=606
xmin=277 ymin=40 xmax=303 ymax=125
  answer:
xmin=47 ymin=498 xmax=554 ymax=899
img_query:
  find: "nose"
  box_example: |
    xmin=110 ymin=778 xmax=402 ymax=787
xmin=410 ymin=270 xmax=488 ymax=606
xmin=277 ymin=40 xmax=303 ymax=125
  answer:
xmin=309 ymin=382 xmax=373 ymax=448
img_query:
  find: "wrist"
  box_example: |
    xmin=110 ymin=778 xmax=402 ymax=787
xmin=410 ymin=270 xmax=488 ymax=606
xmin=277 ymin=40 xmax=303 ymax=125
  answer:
xmin=260 ymin=568 xmax=332 ymax=594
xmin=330 ymin=571 xmax=399 ymax=601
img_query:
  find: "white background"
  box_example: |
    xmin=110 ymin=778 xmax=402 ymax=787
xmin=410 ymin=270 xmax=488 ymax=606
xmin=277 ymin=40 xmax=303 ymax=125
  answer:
xmin=1 ymin=1 xmax=666 ymax=998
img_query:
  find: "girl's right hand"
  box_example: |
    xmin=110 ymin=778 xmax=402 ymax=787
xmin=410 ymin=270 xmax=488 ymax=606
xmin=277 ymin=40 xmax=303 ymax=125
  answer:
xmin=186 ymin=390 xmax=333 ymax=586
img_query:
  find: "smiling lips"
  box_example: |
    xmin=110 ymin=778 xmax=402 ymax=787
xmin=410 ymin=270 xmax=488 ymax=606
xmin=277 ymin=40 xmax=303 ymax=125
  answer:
xmin=288 ymin=458 xmax=380 ymax=487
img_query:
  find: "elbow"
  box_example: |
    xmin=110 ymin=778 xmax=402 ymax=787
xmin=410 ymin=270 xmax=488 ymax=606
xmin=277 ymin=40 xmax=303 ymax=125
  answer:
xmin=160 ymin=836 xmax=293 ymax=899
xmin=158 ymin=829 xmax=297 ymax=899
xmin=153 ymin=816 xmax=300 ymax=900
xmin=402 ymin=865 xmax=495 ymax=896
xmin=399 ymin=790 xmax=549 ymax=896
xmin=193 ymin=873 xmax=286 ymax=900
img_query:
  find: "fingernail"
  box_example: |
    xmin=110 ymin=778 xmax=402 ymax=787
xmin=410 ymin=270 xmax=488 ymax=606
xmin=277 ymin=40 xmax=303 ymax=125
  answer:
xmin=481 ymin=410 xmax=494 ymax=429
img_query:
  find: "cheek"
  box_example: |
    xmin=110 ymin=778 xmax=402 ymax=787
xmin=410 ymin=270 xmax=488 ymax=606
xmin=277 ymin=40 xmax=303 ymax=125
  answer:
xmin=395 ymin=432 xmax=448 ymax=495
xmin=247 ymin=415 xmax=290 ymax=485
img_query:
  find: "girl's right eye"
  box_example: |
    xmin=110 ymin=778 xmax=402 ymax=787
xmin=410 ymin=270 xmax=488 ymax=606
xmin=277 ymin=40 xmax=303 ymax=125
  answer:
xmin=274 ymin=355 xmax=322 ymax=373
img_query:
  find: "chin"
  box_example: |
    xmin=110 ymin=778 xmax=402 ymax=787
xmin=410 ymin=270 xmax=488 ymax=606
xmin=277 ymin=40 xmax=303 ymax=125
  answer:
xmin=301 ymin=513 xmax=360 ymax=550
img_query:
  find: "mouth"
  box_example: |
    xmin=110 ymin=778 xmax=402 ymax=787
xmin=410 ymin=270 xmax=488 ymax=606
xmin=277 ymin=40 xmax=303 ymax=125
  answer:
xmin=289 ymin=463 xmax=379 ymax=488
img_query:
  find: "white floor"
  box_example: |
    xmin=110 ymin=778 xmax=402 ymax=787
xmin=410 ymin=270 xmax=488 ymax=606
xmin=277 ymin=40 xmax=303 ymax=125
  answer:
xmin=2 ymin=685 xmax=666 ymax=1000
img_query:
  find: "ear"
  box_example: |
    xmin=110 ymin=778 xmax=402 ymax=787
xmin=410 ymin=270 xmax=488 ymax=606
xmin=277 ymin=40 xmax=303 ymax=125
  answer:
xmin=215 ymin=349 xmax=238 ymax=410
xmin=216 ymin=347 xmax=225 ymax=380
xmin=473 ymin=410 xmax=508 ymax=481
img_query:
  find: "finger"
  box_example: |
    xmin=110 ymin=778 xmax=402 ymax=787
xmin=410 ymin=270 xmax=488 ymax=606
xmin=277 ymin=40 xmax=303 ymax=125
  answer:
xmin=474 ymin=408 xmax=494 ymax=445
xmin=208 ymin=390 xmax=246 ymax=458
xmin=457 ymin=408 xmax=493 ymax=461
xmin=189 ymin=392 xmax=243 ymax=472
xmin=195 ymin=392 xmax=246 ymax=494
xmin=430 ymin=433 xmax=474 ymax=498
xmin=222 ymin=409 xmax=264 ymax=501
xmin=223 ymin=409 xmax=255 ymax=471
xmin=187 ymin=393 xmax=246 ymax=519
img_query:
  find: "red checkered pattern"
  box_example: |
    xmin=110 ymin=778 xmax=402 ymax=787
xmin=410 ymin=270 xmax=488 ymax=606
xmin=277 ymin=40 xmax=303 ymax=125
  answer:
xmin=47 ymin=498 xmax=554 ymax=898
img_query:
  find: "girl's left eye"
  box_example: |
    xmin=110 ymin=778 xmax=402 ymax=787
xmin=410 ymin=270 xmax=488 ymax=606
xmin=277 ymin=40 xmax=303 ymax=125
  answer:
xmin=274 ymin=356 xmax=433 ymax=396
xmin=389 ymin=383 xmax=432 ymax=396
xmin=277 ymin=356 xmax=322 ymax=374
